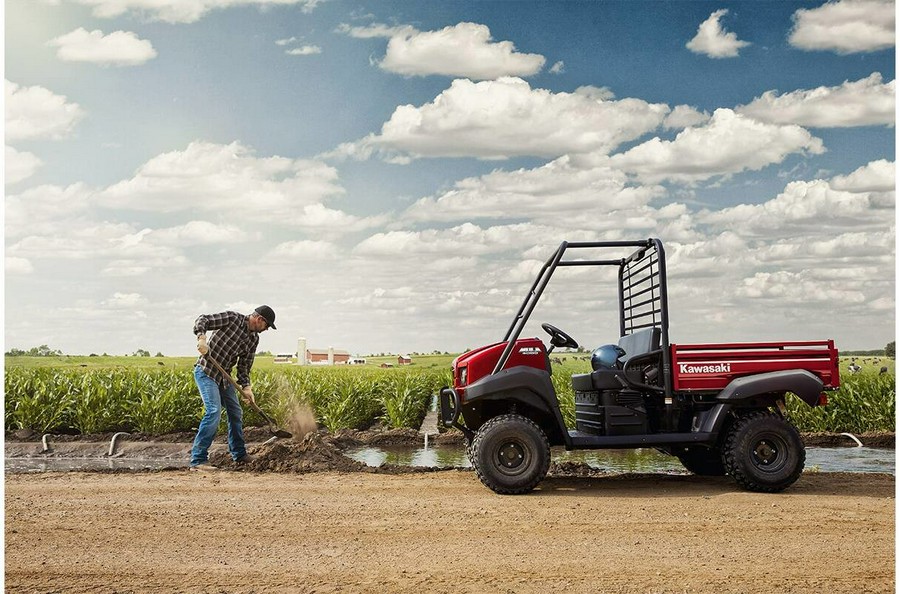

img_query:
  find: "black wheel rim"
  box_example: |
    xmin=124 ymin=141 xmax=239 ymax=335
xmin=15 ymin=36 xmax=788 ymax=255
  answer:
xmin=750 ymin=434 xmax=788 ymax=472
xmin=494 ymin=439 xmax=530 ymax=476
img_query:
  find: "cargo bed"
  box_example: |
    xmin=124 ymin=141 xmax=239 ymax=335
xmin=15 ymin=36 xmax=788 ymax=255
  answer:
xmin=670 ymin=340 xmax=840 ymax=393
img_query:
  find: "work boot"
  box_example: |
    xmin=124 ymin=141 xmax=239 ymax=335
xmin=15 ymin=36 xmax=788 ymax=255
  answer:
xmin=189 ymin=463 xmax=219 ymax=472
xmin=235 ymin=453 xmax=255 ymax=464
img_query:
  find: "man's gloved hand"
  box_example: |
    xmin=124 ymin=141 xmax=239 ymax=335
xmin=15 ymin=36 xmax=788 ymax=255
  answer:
xmin=241 ymin=386 xmax=256 ymax=405
xmin=197 ymin=334 xmax=209 ymax=355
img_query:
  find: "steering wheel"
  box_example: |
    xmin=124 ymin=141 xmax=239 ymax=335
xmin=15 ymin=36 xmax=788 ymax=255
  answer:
xmin=541 ymin=323 xmax=579 ymax=350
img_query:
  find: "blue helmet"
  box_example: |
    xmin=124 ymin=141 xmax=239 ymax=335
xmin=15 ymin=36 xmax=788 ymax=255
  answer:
xmin=591 ymin=344 xmax=625 ymax=371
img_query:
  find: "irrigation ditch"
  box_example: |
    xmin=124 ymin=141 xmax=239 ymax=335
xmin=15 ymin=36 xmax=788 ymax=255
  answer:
xmin=5 ymin=426 xmax=895 ymax=475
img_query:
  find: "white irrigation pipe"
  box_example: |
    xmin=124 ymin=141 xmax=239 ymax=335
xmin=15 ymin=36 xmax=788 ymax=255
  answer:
xmin=41 ymin=434 xmax=52 ymax=453
xmin=108 ymin=432 xmax=130 ymax=457
xmin=840 ymin=432 xmax=864 ymax=447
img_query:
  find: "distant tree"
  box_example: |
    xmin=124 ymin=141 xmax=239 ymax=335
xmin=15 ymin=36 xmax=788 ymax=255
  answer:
xmin=134 ymin=349 xmax=151 ymax=357
xmin=5 ymin=348 xmax=27 ymax=357
xmin=886 ymin=341 xmax=895 ymax=359
xmin=256 ymin=350 xmax=273 ymax=356
xmin=89 ymin=353 xmax=98 ymax=357
xmin=23 ymin=345 xmax=62 ymax=357
xmin=155 ymin=351 xmax=164 ymax=357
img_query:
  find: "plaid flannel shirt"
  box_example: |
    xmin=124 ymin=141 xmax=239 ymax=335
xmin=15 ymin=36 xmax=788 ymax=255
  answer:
xmin=193 ymin=311 xmax=260 ymax=388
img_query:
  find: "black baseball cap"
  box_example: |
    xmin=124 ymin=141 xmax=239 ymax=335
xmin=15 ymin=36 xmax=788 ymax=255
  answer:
xmin=254 ymin=305 xmax=277 ymax=330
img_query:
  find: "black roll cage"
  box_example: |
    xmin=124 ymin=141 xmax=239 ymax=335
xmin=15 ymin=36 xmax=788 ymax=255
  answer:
xmin=493 ymin=238 xmax=672 ymax=395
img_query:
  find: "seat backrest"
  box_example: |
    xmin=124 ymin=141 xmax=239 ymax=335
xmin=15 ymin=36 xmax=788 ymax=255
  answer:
xmin=617 ymin=327 xmax=661 ymax=363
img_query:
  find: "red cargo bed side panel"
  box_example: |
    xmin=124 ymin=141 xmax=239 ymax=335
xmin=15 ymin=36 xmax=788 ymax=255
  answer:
xmin=671 ymin=340 xmax=840 ymax=392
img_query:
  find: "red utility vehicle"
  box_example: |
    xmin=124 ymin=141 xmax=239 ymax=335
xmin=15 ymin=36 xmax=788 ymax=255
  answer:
xmin=440 ymin=239 xmax=839 ymax=494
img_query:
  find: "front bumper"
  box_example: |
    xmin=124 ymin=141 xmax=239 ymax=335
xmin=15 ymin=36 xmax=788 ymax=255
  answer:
xmin=438 ymin=386 xmax=474 ymax=439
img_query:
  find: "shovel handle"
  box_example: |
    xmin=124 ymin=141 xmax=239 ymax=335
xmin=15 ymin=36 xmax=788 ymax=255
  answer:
xmin=206 ymin=356 xmax=258 ymax=410
xmin=206 ymin=355 xmax=243 ymax=392
xmin=205 ymin=355 xmax=286 ymax=433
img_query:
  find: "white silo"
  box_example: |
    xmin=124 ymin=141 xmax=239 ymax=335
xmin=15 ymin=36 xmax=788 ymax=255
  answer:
xmin=297 ymin=337 xmax=307 ymax=366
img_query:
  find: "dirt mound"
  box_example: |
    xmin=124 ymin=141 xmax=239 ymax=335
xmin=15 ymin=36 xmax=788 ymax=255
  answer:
xmin=211 ymin=432 xmax=370 ymax=473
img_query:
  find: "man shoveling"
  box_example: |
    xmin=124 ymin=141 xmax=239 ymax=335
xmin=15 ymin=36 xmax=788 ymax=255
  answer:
xmin=189 ymin=305 xmax=276 ymax=471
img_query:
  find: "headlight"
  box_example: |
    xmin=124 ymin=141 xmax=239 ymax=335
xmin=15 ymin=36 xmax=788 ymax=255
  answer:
xmin=459 ymin=366 xmax=468 ymax=386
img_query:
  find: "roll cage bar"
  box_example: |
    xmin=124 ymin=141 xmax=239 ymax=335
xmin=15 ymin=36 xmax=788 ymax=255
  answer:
xmin=493 ymin=239 xmax=671 ymax=391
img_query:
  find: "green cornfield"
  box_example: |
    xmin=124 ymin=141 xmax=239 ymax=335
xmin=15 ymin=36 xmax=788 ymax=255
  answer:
xmin=4 ymin=365 xmax=451 ymax=435
xmin=3 ymin=357 xmax=894 ymax=435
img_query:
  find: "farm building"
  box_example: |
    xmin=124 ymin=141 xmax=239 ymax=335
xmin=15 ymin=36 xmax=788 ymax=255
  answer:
xmin=273 ymin=353 xmax=295 ymax=364
xmin=295 ymin=338 xmax=351 ymax=366
xmin=398 ymin=354 xmax=412 ymax=365
xmin=307 ymin=348 xmax=351 ymax=365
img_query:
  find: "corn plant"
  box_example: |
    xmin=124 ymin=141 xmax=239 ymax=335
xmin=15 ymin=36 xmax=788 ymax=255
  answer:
xmin=7 ymin=369 xmax=75 ymax=432
xmin=70 ymin=371 xmax=131 ymax=434
xmin=551 ymin=371 xmax=576 ymax=428
xmin=128 ymin=371 xmax=198 ymax=434
xmin=380 ymin=372 xmax=430 ymax=429
xmin=787 ymin=372 xmax=896 ymax=433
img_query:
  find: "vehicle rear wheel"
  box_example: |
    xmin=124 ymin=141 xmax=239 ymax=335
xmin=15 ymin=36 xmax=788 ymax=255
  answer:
xmin=471 ymin=414 xmax=550 ymax=495
xmin=676 ymin=446 xmax=726 ymax=476
xmin=722 ymin=411 xmax=805 ymax=493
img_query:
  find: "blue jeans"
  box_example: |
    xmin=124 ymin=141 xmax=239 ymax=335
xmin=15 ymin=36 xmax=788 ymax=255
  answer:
xmin=191 ymin=365 xmax=247 ymax=465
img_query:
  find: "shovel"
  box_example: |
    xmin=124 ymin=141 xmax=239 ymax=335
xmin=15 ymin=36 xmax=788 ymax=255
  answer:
xmin=206 ymin=355 xmax=293 ymax=439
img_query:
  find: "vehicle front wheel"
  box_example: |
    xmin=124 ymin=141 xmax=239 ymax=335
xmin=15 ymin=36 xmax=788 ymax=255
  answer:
xmin=723 ymin=411 xmax=805 ymax=493
xmin=471 ymin=414 xmax=550 ymax=495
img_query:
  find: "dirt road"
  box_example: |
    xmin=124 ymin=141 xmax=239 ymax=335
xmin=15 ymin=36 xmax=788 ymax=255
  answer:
xmin=5 ymin=470 xmax=894 ymax=594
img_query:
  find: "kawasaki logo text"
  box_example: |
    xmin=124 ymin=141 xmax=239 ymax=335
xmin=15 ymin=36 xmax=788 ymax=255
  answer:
xmin=679 ymin=363 xmax=731 ymax=374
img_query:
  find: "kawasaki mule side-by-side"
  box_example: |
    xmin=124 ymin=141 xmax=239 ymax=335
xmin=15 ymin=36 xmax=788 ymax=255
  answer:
xmin=440 ymin=239 xmax=839 ymax=494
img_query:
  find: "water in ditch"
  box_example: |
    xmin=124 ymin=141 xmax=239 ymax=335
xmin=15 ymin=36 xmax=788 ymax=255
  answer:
xmin=344 ymin=444 xmax=894 ymax=474
xmin=5 ymin=443 xmax=894 ymax=474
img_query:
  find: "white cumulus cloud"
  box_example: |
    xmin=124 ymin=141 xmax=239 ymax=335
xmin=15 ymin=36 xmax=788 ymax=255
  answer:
xmin=6 ymin=257 xmax=34 ymax=275
xmin=405 ymin=157 xmax=664 ymax=224
xmin=736 ymin=73 xmax=895 ymax=128
xmin=335 ymin=77 xmax=668 ymax=161
xmin=5 ymin=146 xmax=42 ymax=185
xmin=102 ymin=292 xmax=149 ymax=308
xmin=830 ymin=159 xmax=895 ymax=192
xmin=98 ymin=141 xmax=349 ymax=226
xmin=65 ymin=0 xmax=322 ymax=24
xmin=48 ymin=28 xmax=157 ymax=66
xmin=700 ymin=176 xmax=892 ymax=235
xmin=5 ymin=80 xmax=85 ymax=142
xmin=270 ymin=240 xmax=337 ymax=259
xmin=686 ymin=9 xmax=751 ymax=58
xmin=341 ymin=22 xmax=545 ymax=79
xmin=285 ymin=45 xmax=322 ymax=56
xmin=789 ymin=0 xmax=895 ymax=54
xmin=663 ymin=105 xmax=711 ymax=129
xmin=148 ymin=221 xmax=252 ymax=246
xmin=610 ymin=108 xmax=825 ymax=183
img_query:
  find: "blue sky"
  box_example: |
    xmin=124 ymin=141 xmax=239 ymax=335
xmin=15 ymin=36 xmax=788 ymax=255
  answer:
xmin=4 ymin=0 xmax=896 ymax=357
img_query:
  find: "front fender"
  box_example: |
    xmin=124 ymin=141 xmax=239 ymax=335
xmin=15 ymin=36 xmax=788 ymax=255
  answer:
xmin=717 ymin=369 xmax=824 ymax=407
xmin=463 ymin=366 xmax=568 ymax=445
